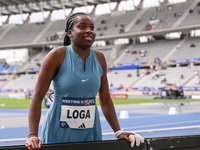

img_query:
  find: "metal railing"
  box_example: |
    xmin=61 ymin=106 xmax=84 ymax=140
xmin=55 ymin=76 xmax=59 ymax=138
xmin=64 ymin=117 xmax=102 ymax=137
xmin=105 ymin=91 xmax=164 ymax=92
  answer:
xmin=0 ymin=135 xmax=200 ymax=150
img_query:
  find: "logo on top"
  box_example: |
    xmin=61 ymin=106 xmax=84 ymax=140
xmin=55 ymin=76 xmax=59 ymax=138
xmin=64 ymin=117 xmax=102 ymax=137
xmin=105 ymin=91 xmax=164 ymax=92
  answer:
xmin=82 ymin=79 xmax=89 ymax=82
xmin=85 ymin=99 xmax=90 ymax=106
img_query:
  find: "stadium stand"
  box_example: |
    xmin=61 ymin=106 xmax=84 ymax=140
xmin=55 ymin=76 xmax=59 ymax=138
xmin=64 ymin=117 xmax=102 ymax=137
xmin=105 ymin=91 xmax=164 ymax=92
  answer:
xmin=29 ymin=49 xmax=50 ymax=62
xmin=129 ymin=0 xmax=194 ymax=31
xmin=38 ymin=20 xmax=66 ymax=42
xmin=185 ymin=74 xmax=200 ymax=86
xmin=0 ymin=74 xmax=13 ymax=88
xmin=179 ymin=2 xmax=200 ymax=27
xmin=0 ymin=0 xmax=197 ymax=45
xmin=0 ymin=22 xmax=48 ymax=45
xmin=94 ymin=10 xmax=141 ymax=36
xmin=115 ymin=39 xmax=181 ymax=64
xmin=0 ymin=65 xmax=8 ymax=73
xmin=1 ymin=0 xmax=200 ymax=95
xmin=1 ymin=74 xmax=39 ymax=90
xmin=7 ymin=65 xmax=18 ymax=73
xmin=107 ymin=69 xmax=143 ymax=88
xmin=132 ymin=66 xmax=198 ymax=88
xmin=168 ymin=37 xmax=200 ymax=60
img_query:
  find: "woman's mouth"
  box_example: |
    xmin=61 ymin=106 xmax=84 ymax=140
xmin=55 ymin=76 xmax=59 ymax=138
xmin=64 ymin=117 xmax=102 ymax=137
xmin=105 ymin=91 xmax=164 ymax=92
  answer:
xmin=84 ymin=36 xmax=93 ymax=40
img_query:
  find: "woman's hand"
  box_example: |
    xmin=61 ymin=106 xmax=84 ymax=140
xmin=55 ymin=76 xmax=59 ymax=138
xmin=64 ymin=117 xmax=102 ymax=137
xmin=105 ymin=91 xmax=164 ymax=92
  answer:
xmin=25 ymin=137 xmax=42 ymax=150
xmin=116 ymin=131 xmax=144 ymax=147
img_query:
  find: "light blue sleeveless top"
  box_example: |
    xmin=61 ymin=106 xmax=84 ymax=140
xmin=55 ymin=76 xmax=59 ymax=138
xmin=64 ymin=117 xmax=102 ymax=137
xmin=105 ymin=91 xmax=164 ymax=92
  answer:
xmin=41 ymin=45 xmax=103 ymax=143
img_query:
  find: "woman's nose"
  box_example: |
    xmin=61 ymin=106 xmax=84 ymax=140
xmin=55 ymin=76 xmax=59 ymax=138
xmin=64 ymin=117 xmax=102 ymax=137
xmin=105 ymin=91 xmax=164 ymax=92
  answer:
xmin=85 ymin=28 xmax=92 ymax=33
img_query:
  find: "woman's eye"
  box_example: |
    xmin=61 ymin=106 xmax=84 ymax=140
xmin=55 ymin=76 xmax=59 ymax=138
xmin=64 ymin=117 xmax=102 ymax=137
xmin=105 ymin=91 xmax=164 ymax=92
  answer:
xmin=79 ymin=25 xmax=85 ymax=29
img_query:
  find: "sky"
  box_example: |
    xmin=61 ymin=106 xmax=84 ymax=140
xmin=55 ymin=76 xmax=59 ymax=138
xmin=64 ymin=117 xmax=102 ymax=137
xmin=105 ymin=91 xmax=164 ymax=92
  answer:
xmin=0 ymin=0 xmax=187 ymax=25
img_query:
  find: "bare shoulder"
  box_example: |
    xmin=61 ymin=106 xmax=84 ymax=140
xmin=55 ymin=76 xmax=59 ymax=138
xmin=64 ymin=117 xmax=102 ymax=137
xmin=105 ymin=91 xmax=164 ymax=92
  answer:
xmin=40 ymin=46 xmax=66 ymax=73
xmin=93 ymin=49 xmax=105 ymax=61
xmin=47 ymin=46 xmax=66 ymax=58
xmin=93 ymin=49 xmax=106 ymax=69
xmin=40 ymin=46 xmax=66 ymax=77
xmin=93 ymin=49 xmax=103 ymax=56
xmin=44 ymin=46 xmax=66 ymax=63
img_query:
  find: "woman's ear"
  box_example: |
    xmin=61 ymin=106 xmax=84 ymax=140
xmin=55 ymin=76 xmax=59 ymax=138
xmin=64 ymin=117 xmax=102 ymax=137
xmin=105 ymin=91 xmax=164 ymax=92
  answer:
xmin=68 ymin=30 xmax=72 ymax=37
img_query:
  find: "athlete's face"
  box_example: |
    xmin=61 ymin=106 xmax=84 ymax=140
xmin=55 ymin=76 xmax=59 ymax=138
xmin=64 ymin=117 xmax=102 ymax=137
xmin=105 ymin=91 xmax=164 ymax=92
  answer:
xmin=68 ymin=15 xmax=96 ymax=49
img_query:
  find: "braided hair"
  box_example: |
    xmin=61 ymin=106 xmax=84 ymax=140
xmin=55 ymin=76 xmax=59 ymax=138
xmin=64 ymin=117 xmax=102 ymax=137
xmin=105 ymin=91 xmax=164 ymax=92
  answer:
xmin=63 ymin=12 xmax=89 ymax=46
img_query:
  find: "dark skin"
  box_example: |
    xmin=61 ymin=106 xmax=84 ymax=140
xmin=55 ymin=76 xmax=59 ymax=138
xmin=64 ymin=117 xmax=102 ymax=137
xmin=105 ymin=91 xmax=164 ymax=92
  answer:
xmin=25 ymin=15 xmax=133 ymax=150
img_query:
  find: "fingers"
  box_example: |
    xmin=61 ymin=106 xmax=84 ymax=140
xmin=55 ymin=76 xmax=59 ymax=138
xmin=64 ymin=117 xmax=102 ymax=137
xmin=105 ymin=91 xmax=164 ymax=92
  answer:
xmin=118 ymin=132 xmax=131 ymax=142
xmin=137 ymin=134 xmax=144 ymax=144
xmin=122 ymin=134 xmax=130 ymax=142
xmin=31 ymin=140 xmax=40 ymax=150
xmin=129 ymin=135 xmax=135 ymax=147
xmin=129 ymin=134 xmax=144 ymax=147
xmin=135 ymin=134 xmax=141 ymax=146
xmin=25 ymin=139 xmax=42 ymax=150
xmin=39 ymin=140 xmax=42 ymax=148
xmin=116 ymin=131 xmax=144 ymax=148
xmin=25 ymin=143 xmax=31 ymax=149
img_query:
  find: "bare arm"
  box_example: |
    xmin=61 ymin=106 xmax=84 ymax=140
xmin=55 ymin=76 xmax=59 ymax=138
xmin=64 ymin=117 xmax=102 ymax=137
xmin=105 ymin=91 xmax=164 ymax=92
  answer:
xmin=26 ymin=46 xmax=66 ymax=150
xmin=95 ymin=51 xmax=144 ymax=147
xmin=95 ymin=50 xmax=120 ymax=132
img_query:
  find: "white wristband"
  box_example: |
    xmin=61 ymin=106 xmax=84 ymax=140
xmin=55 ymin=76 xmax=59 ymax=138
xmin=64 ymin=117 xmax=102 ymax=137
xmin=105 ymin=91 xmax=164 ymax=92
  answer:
xmin=114 ymin=129 xmax=123 ymax=138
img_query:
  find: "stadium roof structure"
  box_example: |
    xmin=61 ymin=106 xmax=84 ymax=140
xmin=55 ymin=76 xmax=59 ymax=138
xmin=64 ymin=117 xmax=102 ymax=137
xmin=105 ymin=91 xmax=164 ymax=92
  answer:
xmin=0 ymin=0 xmax=124 ymax=15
